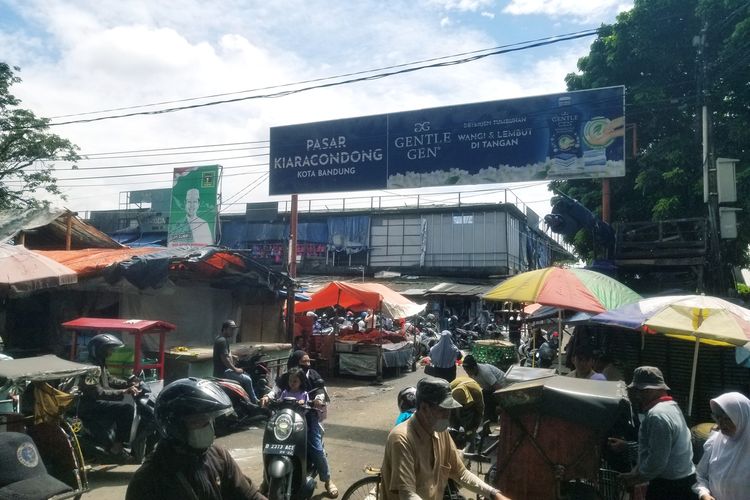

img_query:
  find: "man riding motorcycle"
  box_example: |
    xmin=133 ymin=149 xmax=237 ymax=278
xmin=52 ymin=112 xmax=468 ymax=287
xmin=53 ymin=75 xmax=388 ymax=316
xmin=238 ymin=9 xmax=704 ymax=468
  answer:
xmin=79 ymin=333 xmax=140 ymax=457
xmin=126 ymin=378 xmax=267 ymax=500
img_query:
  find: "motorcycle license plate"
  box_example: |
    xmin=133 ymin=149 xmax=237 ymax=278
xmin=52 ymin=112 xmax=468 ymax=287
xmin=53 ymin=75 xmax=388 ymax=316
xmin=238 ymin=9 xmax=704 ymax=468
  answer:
xmin=263 ymin=443 xmax=295 ymax=455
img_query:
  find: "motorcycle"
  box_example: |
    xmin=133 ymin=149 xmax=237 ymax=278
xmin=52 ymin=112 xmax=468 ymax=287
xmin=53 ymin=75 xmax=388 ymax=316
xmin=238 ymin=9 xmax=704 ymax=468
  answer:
xmin=68 ymin=376 xmax=160 ymax=464
xmin=518 ymin=334 xmax=559 ymax=369
xmin=236 ymin=351 xmax=272 ymax=399
xmin=262 ymin=380 xmax=327 ymax=500
xmin=210 ymin=377 xmax=270 ymax=433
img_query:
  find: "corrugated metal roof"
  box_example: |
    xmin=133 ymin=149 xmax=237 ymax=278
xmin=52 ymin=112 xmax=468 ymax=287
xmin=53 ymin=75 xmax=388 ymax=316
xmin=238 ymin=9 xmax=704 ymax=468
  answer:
xmin=423 ymin=282 xmax=494 ymax=297
xmin=0 ymin=206 xmax=122 ymax=249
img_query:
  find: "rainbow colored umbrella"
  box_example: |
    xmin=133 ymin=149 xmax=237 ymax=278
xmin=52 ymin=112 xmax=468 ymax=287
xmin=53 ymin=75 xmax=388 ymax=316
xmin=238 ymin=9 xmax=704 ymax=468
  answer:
xmin=484 ymin=267 xmax=641 ymax=372
xmin=483 ymin=267 xmax=641 ymax=313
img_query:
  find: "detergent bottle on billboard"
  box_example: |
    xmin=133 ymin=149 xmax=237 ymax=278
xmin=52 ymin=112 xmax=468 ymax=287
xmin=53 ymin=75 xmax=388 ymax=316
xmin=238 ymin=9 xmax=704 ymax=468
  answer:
xmin=548 ymin=95 xmax=582 ymax=176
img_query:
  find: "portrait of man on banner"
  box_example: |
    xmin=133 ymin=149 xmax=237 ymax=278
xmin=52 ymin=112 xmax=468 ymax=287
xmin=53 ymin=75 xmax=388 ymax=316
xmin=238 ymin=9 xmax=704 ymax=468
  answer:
xmin=168 ymin=165 xmax=219 ymax=247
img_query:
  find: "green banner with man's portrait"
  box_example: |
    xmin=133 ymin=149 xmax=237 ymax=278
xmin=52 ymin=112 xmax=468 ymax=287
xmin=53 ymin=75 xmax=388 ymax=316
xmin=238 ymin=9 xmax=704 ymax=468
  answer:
xmin=167 ymin=165 xmax=220 ymax=247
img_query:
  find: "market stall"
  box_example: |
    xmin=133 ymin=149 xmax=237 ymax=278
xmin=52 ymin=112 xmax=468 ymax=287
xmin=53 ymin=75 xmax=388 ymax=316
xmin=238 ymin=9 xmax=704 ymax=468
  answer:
xmin=295 ymin=282 xmax=425 ymax=378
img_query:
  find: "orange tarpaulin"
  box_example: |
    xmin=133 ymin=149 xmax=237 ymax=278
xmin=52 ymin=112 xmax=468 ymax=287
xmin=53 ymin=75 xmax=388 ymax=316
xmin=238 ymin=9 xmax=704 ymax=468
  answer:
xmin=36 ymin=247 xmax=162 ymax=276
xmin=295 ymin=281 xmax=424 ymax=319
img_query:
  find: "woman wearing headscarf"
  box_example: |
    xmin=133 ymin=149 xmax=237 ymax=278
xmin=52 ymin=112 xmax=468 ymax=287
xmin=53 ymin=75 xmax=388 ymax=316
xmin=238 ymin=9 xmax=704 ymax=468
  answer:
xmin=427 ymin=331 xmax=462 ymax=382
xmin=692 ymin=392 xmax=750 ymax=500
xmin=261 ymin=350 xmax=338 ymax=497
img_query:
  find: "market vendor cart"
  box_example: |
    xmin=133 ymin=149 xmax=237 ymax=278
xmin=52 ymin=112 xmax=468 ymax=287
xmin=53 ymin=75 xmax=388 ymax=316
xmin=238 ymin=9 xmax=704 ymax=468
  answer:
xmin=494 ymin=375 xmax=632 ymax=499
xmin=335 ymin=334 xmax=414 ymax=378
xmin=295 ymin=281 xmax=425 ymax=378
xmin=62 ymin=317 xmax=176 ymax=380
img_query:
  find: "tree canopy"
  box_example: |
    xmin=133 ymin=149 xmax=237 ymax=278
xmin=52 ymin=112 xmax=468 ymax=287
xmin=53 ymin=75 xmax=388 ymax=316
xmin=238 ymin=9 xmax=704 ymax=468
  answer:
xmin=556 ymin=0 xmax=750 ymax=265
xmin=0 ymin=63 xmax=79 ymax=210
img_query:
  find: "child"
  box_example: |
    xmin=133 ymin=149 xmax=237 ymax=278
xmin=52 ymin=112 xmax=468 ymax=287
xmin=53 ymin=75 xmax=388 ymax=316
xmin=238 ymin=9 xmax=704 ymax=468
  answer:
xmin=395 ymin=386 xmax=417 ymax=425
xmin=279 ymin=367 xmax=308 ymax=406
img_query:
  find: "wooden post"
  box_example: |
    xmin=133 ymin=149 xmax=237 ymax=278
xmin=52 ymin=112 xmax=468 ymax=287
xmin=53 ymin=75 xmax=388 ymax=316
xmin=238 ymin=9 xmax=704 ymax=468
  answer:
xmin=65 ymin=213 xmax=74 ymax=250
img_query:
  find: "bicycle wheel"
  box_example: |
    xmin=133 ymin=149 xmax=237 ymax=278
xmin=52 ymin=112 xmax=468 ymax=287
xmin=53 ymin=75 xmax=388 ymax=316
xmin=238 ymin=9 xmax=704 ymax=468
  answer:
xmin=342 ymin=475 xmax=382 ymax=500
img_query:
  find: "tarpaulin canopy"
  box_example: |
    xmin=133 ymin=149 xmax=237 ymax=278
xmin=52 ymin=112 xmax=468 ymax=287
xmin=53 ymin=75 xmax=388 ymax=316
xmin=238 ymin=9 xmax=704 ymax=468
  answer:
xmin=0 ymin=355 xmax=100 ymax=383
xmin=295 ymin=281 xmax=425 ymax=319
xmin=37 ymin=247 xmax=162 ymax=277
xmin=0 ymin=244 xmax=77 ymax=296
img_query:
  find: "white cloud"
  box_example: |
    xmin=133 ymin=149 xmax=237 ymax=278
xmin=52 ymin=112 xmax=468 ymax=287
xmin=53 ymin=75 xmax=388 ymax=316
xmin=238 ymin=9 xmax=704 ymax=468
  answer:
xmin=440 ymin=17 xmax=453 ymax=27
xmin=503 ymin=0 xmax=633 ymax=23
xmin=0 ymin=0 xmax=617 ymax=217
xmin=481 ymin=11 xmax=495 ymax=19
xmin=425 ymin=0 xmax=496 ymax=12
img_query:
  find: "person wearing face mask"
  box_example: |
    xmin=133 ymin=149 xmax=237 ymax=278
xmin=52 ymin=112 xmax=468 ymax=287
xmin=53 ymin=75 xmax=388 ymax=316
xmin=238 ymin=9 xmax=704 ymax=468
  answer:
xmin=126 ymin=378 xmax=267 ymax=500
xmin=612 ymin=366 xmax=694 ymax=499
xmin=380 ymin=377 xmax=511 ymax=500
xmin=692 ymin=392 xmax=750 ymax=500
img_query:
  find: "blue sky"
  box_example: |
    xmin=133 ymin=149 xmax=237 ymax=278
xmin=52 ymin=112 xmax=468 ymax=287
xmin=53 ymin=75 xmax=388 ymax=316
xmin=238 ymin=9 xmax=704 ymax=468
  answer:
xmin=0 ymin=0 xmax=633 ymax=217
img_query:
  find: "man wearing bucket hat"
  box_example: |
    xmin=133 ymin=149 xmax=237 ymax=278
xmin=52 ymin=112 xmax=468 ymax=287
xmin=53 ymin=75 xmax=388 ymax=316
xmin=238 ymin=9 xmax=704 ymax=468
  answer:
xmin=618 ymin=366 xmax=695 ymax=499
xmin=0 ymin=432 xmax=74 ymax=500
xmin=380 ymin=377 xmax=511 ymax=500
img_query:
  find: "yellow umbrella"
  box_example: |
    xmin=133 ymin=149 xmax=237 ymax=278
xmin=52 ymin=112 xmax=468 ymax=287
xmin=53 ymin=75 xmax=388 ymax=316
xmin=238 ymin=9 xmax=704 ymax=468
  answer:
xmin=593 ymin=294 xmax=750 ymax=416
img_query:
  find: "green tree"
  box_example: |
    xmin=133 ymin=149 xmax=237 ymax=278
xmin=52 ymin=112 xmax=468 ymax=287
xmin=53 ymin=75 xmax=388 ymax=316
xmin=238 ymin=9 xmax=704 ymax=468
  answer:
xmin=557 ymin=0 xmax=750 ymax=265
xmin=0 ymin=63 xmax=79 ymax=209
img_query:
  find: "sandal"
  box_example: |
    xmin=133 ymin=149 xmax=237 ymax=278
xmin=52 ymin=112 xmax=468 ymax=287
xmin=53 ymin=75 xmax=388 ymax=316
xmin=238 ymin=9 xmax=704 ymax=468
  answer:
xmin=325 ymin=481 xmax=339 ymax=498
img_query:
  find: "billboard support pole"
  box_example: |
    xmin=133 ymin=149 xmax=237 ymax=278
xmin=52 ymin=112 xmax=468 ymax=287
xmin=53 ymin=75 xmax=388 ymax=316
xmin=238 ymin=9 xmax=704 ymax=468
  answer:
xmin=601 ymin=179 xmax=611 ymax=223
xmin=286 ymin=194 xmax=299 ymax=343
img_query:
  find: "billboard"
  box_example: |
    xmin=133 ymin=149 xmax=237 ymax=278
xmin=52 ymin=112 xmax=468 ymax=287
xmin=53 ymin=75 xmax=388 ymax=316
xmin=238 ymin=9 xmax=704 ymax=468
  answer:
xmin=167 ymin=165 xmax=220 ymax=247
xmin=269 ymin=86 xmax=625 ymax=195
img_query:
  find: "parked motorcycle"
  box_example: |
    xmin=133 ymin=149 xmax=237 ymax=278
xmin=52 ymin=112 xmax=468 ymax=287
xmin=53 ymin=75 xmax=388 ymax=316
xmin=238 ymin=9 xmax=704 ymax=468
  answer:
xmin=236 ymin=351 xmax=272 ymax=399
xmin=262 ymin=381 xmax=327 ymax=500
xmin=68 ymin=376 xmax=160 ymax=464
xmin=210 ymin=377 xmax=270 ymax=433
xmin=518 ymin=334 xmax=559 ymax=369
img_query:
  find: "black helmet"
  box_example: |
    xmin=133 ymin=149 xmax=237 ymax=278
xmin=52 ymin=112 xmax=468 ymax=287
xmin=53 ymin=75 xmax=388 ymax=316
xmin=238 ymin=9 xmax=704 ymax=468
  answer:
xmin=397 ymin=386 xmax=417 ymax=412
xmin=87 ymin=333 xmax=123 ymax=365
xmin=154 ymin=378 xmax=232 ymax=449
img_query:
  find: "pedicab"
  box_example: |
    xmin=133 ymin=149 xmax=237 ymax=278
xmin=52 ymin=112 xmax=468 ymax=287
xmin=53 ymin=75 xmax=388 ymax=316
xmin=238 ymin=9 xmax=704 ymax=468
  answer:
xmin=0 ymin=354 xmax=101 ymax=498
xmin=494 ymin=375 xmax=633 ymax=500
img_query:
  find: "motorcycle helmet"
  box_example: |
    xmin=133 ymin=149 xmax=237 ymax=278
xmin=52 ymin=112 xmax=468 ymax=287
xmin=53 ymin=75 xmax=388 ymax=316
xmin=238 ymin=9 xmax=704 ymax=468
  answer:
xmin=426 ymin=313 xmax=436 ymax=322
xmin=154 ymin=378 xmax=233 ymax=451
xmin=87 ymin=333 xmax=124 ymax=365
xmin=397 ymin=386 xmax=417 ymax=412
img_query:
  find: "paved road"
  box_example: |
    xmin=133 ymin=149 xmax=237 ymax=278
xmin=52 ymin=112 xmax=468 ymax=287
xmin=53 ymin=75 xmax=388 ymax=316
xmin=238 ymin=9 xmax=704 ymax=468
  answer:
xmin=83 ymin=366 xmax=428 ymax=499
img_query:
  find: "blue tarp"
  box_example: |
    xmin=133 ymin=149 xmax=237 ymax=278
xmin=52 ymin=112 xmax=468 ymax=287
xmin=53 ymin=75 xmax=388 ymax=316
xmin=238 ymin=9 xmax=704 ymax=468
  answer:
xmin=219 ymin=221 xmax=329 ymax=247
xmin=328 ymin=216 xmax=370 ymax=254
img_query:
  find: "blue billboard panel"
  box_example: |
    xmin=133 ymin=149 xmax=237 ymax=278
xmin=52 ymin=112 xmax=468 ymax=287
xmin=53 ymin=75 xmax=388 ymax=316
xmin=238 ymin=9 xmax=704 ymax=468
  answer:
xmin=269 ymin=86 xmax=624 ymax=195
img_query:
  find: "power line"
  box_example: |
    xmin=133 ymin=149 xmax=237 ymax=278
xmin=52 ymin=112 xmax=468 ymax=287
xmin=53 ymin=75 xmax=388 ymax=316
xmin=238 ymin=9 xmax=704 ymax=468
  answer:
xmin=52 ymin=153 xmax=266 ymax=171
xmin=27 ymin=29 xmax=600 ymax=129
xmin=78 ymin=140 xmax=269 ymax=156
xmin=54 ymin=162 xmax=269 ymax=182
xmin=47 ymin=28 xmax=603 ymax=121
xmin=78 ymin=145 xmax=269 ymax=160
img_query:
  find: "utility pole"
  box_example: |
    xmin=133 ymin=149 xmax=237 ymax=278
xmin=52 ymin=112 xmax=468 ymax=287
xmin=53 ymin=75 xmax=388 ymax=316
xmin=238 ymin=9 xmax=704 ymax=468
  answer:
xmin=696 ymin=24 xmax=724 ymax=294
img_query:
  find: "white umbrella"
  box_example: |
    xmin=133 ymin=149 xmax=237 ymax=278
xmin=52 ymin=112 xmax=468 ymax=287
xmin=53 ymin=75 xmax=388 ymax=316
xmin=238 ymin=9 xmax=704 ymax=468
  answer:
xmin=593 ymin=294 xmax=750 ymax=416
xmin=0 ymin=244 xmax=77 ymax=296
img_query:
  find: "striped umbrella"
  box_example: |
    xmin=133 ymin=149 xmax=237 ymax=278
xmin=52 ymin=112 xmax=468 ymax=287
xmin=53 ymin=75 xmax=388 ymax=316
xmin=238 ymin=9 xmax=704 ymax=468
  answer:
xmin=484 ymin=267 xmax=641 ymax=372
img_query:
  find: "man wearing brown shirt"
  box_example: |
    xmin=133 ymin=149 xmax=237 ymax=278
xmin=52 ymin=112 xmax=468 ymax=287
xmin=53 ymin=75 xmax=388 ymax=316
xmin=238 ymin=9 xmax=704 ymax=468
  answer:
xmin=380 ymin=377 xmax=510 ymax=500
